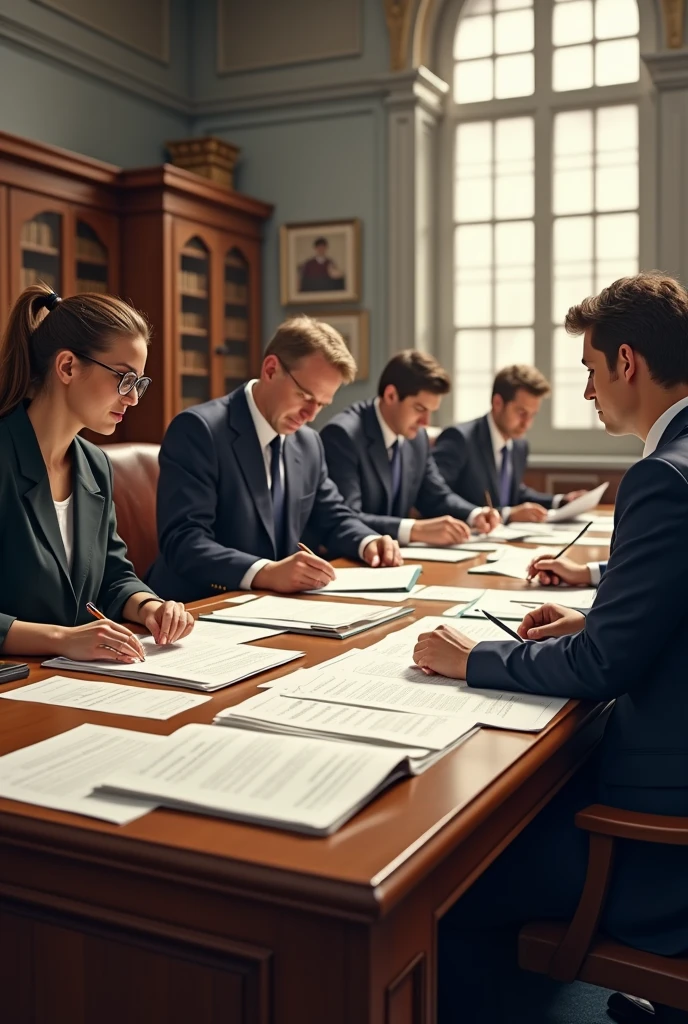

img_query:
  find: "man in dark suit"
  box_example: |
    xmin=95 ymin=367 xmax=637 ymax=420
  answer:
xmin=147 ymin=316 xmax=400 ymax=603
xmin=433 ymin=365 xmax=585 ymax=524
xmin=413 ymin=273 xmax=688 ymax=1023
xmin=319 ymin=351 xmax=499 ymax=547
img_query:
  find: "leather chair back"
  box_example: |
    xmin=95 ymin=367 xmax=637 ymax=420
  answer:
xmin=100 ymin=443 xmax=160 ymax=580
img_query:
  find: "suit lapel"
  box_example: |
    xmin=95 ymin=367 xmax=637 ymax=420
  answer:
xmin=282 ymin=435 xmax=302 ymax=552
xmin=228 ymin=388 xmax=276 ymax=551
xmin=363 ymin=403 xmax=393 ymax=509
xmin=478 ymin=416 xmax=500 ymax=502
xmin=70 ymin=441 xmax=105 ymax=606
xmin=7 ymin=404 xmax=73 ymax=589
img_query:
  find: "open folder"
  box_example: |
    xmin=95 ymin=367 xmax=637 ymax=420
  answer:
xmin=200 ymin=596 xmax=414 ymax=639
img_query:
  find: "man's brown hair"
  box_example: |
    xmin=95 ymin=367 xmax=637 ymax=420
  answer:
xmin=378 ymin=350 xmax=451 ymax=401
xmin=565 ymin=272 xmax=688 ymax=388
xmin=264 ymin=315 xmax=356 ymax=384
xmin=492 ymin=365 xmax=551 ymax=404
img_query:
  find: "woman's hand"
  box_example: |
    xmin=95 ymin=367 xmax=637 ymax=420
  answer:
xmin=55 ymin=620 xmax=146 ymax=662
xmin=142 ymin=600 xmax=195 ymax=645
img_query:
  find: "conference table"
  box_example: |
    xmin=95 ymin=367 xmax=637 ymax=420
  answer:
xmin=0 ymin=528 xmax=612 ymax=1024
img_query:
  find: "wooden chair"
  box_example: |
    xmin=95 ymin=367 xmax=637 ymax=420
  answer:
xmin=518 ymin=804 xmax=688 ymax=1014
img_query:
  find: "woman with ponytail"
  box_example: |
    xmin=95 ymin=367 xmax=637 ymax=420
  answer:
xmin=0 ymin=284 xmax=193 ymax=662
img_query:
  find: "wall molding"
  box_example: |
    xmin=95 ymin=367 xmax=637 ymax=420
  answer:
xmin=0 ymin=12 xmax=190 ymax=115
xmin=30 ymin=0 xmax=171 ymax=65
xmin=643 ymin=47 xmax=688 ymax=87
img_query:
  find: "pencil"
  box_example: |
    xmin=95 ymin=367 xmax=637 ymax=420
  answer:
xmin=297 ymin=542 xmax=316 ymax=556
xmin=480 ymin=608 xmax=525 ymax=643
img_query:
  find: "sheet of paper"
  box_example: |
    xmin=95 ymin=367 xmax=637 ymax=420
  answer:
xmin=455 ymin=541 xmax=502 ymax=552
xmin=43 ymin=637 xmax=303 ymax=691
xmin=258 ymin=648 xmax=363 ymax=688
xmin=0 ymin=723 xmax=158 ymax=824
xmin=460 ymin=588 xmax=596 ymax=620
xmin=0 ymin=676 xmax=211 ymax=720
xmin=308 ymin=585 xmax=424 ymax=604
xmin=483 ymin=525 xmax=533 ymax=541
xmin=546 ymin=482 xmax=609 ymax=522
xmin=411 ymin=586 xmax=485 ymax=604
xmin=522 ymin=534 xmax=608 ymax=547
xmin=398 ymin=547 xmax=480 ymax=563
xmin=183 ymin=617 xmax=284 ymax=641
xmin=467 ymin=547 xmax=558 ymax=579
xmin=221 ymin=594 xmax=260 ymax=604
xmin=307 ymin=565 xmax=421 ymax=593
xmin=216 ymin=691 xmax=473 ymax=751
xmin=271 ymin=670 xmax=566 ymax=731
xmin=209 ymin=595 xmax=394 ymax=628
xmin=98 ymin=723 xmax=411 ymax=835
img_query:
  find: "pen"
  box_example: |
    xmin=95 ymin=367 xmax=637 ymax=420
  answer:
xmin=86 ymin=602 xmax=145 ymax=661
xmin=484 ymin=489 xmax=494 ymax=512
xmin=297 ymin=542 xmax=316 ymax=556
xmin=480 ymin=608 xmax=526 ymax=643
xmin=526 ymin=521 xmax=592 ymax=581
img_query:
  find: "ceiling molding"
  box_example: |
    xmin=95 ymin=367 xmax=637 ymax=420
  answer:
xmin=643 ymin=47 xmax=688 ymax=87
xmin=29 ymin=0 xmax=170 ymax=66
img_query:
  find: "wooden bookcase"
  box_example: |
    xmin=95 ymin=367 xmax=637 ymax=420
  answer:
xmin=0 ymin=131 xmax=272 ymax=443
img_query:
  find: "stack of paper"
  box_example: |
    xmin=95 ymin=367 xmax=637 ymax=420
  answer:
xmin=0 ymin=676 xmax=210 ymax=719
xmin=43 ymin=628 xmax=304 ymax=692
xmin=214 ymin=690 xmax=478 ymax=773
xmin=97 ymin=723 xmax=420 ymax=836
xmin=398 ymin=547 xmax=481 ymax=563
xmin=200 ymin=595 xmax=413 ymax=639
xmin=306 ymin=565 xmax=421 ymax=593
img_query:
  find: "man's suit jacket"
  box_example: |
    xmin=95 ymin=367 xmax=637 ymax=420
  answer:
xmin=432 ymin=414 xmax=554 ymax=511
xmin=146 ymin=387 xmax=376 ymax=603
xmin=319 ymin=400 xmax=476 ymax=537
xmin=466 ymin=404 xmax=688 ymax=955
xmin=0 ymin=402 xmax=153 ymax=648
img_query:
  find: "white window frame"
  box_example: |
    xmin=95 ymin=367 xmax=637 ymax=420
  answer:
xmin=434 ymin=0 xmax=657 ymax=458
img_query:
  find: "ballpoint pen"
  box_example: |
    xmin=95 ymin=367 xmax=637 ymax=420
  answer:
xmin=480 ymin=608 xmax=526 ymax=643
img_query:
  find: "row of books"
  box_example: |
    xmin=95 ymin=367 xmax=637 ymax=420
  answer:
xmin=21 ymin=220 xmax=55 ymax=248
xmin=179 ymin=270 xmax=207 ymax=293
xmin=20 ymin=268 xmax=56 ymax=289
xmin=180 ymin=310 xmax=206 ymax=330
xmin=179 ymin=349 xmax=208 ymax=371
xmin=75 ymin=237 xmax=106 ymax=262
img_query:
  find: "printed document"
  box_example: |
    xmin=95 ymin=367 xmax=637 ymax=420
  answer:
xmin=0 ymin=676 xmax=211 ymax=719
xmin=546 ymin=482 xmax=609 ymax=522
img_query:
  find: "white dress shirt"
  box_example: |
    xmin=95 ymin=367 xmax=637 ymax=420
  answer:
xmin=375 ymin=398 xmax=481 ymax=540
xmin=240 ymin=381 xmax=377 ymax=589
xmin=587 ymin=395 xmax=688 ymax=585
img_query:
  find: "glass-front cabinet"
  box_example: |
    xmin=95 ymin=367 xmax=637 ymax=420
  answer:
xmin=173 ymin=224 xmax=259 ymax=417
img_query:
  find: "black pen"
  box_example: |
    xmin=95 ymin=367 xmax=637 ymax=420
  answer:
xmin=480 ymin=608 xmax=525 ymax=643
xmin=527 ymin=521 xmax=592 ymax=581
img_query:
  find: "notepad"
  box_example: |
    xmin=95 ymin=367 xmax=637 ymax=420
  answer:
xmin=306 ymin=565 xmax=422 ymax=593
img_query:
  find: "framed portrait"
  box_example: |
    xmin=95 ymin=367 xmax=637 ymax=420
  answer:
xmin=310 ymin=310 xmax=369 ymax=381
xmin=280 ymin=219 xmax=361 ymax=305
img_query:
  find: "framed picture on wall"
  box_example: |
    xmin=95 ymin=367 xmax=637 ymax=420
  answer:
xmin=310 ymin=310 xmax=369 ymax=381
xmin=280 ymin=219 xmax=360 ymax=304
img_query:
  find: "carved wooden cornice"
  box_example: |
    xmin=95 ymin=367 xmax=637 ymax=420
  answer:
xmin=660 ymin=0 xmax=686 ymax=48
xmin=384 ymin=0 xmax=414 ymax=72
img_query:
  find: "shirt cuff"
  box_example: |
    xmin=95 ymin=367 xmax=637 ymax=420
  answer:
xmin=587 ymin=561 xmax=601 ymax=586
xmin=397 ymin=519 xmax=415 ymax=545
xmin=552 ymin=494 xmax=565 ymax=509
xmin=501 ymin=506 xmax=512 ymax=523
xmin=466 ymin=507 xmax=482 ymax=528
xmin=240 ymin=558 xmax=271 ymax=590
xmin=358 ymin=535 xmax=380 ymax=561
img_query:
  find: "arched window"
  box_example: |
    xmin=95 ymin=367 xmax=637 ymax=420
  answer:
xmin=442 ymin=0 xmax=653 ymax=451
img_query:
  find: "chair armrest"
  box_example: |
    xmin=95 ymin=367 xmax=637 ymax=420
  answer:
xmin=576 ymin=804 xmax=688 ymax=845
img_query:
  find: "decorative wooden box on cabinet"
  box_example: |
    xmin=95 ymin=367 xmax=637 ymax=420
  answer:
xmin=0 ymin=131 xmax=272 ymax=444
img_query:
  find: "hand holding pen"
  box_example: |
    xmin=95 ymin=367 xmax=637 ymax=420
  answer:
xmin=526 ymin=522 xmax=592 ymax=583
xmin=83 ymin=602 xmax=146 ymax=662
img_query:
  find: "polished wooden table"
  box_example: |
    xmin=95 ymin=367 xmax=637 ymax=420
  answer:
xmin=0 ymin=533 xmax=612 ymax=1024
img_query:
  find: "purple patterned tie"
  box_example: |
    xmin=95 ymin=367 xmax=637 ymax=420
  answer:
xmin=389 ymin=440 xmax=402 ymax=515
xmin=498 ymin=444 xmax=512 ymax=507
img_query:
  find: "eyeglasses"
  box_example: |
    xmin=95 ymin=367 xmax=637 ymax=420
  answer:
xmin=276 ymin=355 xmax=326 ymax=411
xmin=75 ymin=353 xmax=151 ymax=400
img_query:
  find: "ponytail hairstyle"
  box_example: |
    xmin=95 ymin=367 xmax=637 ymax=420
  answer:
xmin=0 ymin=284 xmax=150 ymax=418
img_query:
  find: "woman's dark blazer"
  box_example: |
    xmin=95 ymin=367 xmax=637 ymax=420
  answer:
xmin=0 ymin=402 xmax=156 ymax=648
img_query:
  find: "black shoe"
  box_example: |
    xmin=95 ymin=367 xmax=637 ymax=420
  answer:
xmin=607 ymin=993 xmax=655 ymax=1024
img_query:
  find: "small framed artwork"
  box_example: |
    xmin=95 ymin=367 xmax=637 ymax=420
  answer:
xmin=311 ymin=310 xmax=369 ymax=381
xmin=280 ymin=219 xmax=361 ymax=305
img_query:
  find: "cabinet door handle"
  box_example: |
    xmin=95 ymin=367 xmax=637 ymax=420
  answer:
xmin=214 ymin=345 xmax=230 ymax=356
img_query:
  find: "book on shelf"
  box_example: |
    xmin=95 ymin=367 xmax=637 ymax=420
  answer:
xmin=75 ymin=237 xmax=106 ymax=262
xmin=21 ymin=220 xmax=55 ymax=248
xmin=179 ymin=270 xmax=207 ymax=292
xmin=224 ymin=317 xmax=248 ymax=340
xmin=21 ymin=268 xmax=56 ymax=289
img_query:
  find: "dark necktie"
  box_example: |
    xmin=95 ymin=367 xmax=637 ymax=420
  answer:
xmin=498 ymin=444 xmax=513 ymax=507
xmin=269 ymin=434 xmax=286 ymax=559
xmin=389 ymin=440 xmax=402 ymax=515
